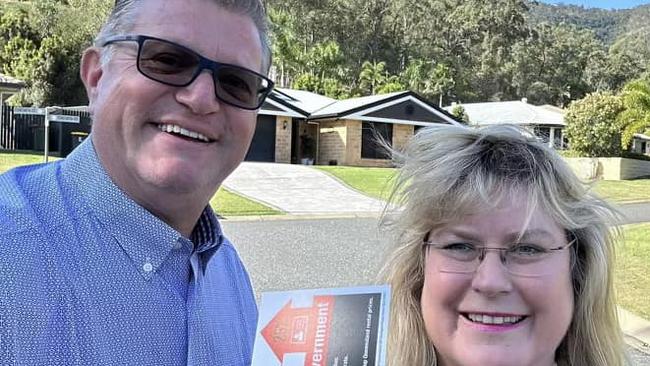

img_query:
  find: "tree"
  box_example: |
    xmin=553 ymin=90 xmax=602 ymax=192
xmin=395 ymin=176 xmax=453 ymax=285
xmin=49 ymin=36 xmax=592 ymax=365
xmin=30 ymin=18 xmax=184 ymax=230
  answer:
xmin=269 ymin=8 xmax=303 ymax=87
xmin=565 ymin=92 xmax=624 ymax=157
xmin=425 ymin=63 xmax=455 ymax=107
xmin=376 ymin=75 xmax=404 ymax=94
xmin=450 ymin=104 xmax=470 ymax=124
xmin=584 ymin=50 xmax=643 ymax=93
xmin=356 ymin=61 xmax=405 ymax=95
xmin=609 ymin=28 xmax=650 ymax=77
xmin=508 ymin=24 xmax=603 ymax=107
xmin=358 ymin=61 xmax=387 ymax=95
xmin=292 ymin=72 xmax=350 ymax=99
xmin=289 ymin=40 xmax=350 ymax=98
xmin=617 ymin=78 xmax=650 ymax=149
xmin=263 ymin=0 xmax=646 ymax=104
xmin=0 ymin=0 xmax=111 ymax=106
xmin=448 ymin=0 xmax=530 ymax=101
xmin=400 ymin=59 xmax=428 ymax=93
xmin=399 ymin=59 xmax=452 ymax=102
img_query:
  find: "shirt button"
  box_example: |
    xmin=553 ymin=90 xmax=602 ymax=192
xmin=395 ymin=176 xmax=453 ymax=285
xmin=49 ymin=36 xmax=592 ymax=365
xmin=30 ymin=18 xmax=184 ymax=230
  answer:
xmin=143 ymin=262 xmax=153 ymax=272
xmin=174 ymin=242 xmax=183 ymax=250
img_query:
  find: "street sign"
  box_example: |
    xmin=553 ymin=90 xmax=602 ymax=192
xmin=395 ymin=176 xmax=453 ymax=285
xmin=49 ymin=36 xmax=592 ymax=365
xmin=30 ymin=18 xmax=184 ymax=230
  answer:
xmin=14 ymin=107 xmax=45 ymax=115
xmin=48 ymin=115 xmax=80 ymax=124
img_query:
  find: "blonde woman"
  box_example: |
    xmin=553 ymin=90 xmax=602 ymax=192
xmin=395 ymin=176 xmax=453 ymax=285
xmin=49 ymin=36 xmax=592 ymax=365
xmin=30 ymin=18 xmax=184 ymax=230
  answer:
xmin=382 ymin=124 xmax=627 ymax=366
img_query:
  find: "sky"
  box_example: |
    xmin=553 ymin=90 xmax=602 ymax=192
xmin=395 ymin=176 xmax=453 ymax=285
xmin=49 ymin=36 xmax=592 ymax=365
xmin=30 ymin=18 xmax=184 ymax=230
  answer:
xmin=538 ymin=0 xmax=650 ymax=9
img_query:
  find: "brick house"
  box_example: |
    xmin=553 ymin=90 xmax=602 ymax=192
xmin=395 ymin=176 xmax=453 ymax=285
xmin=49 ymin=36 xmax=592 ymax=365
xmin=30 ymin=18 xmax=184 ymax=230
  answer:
xmin=251 ymin=88 xmax=461 ymax=167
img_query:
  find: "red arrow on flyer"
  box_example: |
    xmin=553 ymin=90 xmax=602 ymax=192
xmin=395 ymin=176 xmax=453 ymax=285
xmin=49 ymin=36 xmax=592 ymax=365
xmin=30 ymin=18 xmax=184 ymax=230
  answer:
xmin=261 ymin=296 xmax=335 ymax=365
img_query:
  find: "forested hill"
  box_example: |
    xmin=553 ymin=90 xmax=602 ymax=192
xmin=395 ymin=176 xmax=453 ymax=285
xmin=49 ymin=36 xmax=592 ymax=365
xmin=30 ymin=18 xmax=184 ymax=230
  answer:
xmin=2 ymin=0 xmax=650 ymax=108
xmin=263 ymin=0 xmax=650 ymax=107
xmin=527 ymin=2 xmax=650 ymax=45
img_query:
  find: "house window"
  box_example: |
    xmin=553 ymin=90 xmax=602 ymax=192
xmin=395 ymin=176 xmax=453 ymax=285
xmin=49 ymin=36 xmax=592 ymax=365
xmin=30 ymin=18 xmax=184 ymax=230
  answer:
xmin=361 ymin=122 xmax=393 ymax=159
xmin=534 ymin=127 xmax=551 ymax=144
xmin=553 ymin=128 xmax=563 ymax=149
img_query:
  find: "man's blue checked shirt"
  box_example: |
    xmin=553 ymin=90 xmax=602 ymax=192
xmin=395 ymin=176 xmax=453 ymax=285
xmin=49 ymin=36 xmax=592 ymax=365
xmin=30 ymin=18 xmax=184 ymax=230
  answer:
xmin=0 ymin=139 xmax=258 ymax=365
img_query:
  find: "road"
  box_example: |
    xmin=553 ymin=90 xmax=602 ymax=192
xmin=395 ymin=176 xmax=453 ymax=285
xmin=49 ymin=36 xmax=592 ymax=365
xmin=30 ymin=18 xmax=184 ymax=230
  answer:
xmin=223 ymin=217 xmax=390 ymax=296
xmin=222 ymin=216 xmax=650 ymax=364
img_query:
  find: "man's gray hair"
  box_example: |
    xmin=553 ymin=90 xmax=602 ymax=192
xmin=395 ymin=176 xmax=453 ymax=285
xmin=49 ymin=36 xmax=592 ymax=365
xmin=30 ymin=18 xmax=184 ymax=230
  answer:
xmin=95 ymin=0 xmax=272 ymax=74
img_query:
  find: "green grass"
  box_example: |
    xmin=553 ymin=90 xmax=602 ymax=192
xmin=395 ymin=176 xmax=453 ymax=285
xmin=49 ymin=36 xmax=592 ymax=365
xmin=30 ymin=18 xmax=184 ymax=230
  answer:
xmin=615 ymin=223 xmax=650 ymax=320
xmin=210 ymin=188 xmax=281 ymax=217
xmin=0 ymin=150 xmax=53 ymax=172
xmin=0 ymin=150 xmax=281 ymax=217
xmin=316 ymin=166 xmax=650 ymax=204
xmin=593 ymin=179 xmax=650 ymax=203
xmin=315 ymin=166 xmax=398 ymax=200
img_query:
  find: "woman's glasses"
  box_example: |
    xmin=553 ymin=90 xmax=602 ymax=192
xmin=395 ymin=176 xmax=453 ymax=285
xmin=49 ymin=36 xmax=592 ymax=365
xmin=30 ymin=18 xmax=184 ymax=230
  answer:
xmin=423 ymin=239 xmax=576 ymax=277
xmin=101 ymin=35 xmax=274 ymax=110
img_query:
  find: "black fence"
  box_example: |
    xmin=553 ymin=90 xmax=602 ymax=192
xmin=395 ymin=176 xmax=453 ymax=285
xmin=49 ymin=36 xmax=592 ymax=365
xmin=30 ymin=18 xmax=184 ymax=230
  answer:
xmin=0 ymin=105 xmax=92 ymax=157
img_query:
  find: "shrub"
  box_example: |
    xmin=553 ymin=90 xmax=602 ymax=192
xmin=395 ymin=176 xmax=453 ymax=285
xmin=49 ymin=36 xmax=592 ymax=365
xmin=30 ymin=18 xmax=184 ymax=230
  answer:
xmin=565 ymin=92 xmax=624 ymax=157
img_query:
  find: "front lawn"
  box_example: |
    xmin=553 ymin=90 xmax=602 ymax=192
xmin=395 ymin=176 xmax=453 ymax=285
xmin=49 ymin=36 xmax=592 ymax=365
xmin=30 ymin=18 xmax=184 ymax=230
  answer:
xmin=0 ymin=150 xmax=52 ymax=172
xmin=315 ymin=166 xmax=397 ymax=200
xmin=594 ymin=179 xmax=650 ymax=203
xmin=210 ymin=188 xmax=281 ymax=217
xmin=315 ymin=166 xmax=650 ymax=204
xmin=616 ymin=223 xmax=650 ymax=320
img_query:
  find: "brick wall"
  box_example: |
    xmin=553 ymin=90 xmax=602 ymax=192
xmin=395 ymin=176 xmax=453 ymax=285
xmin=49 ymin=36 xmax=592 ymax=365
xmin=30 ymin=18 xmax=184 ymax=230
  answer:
xmin=274 ymin=116 xmax=292 ymax=163
xmin=346 ymin=120 xmax=362 ymax=165
xmin=318 ymin=120 xmax=347 ymax=165
xmin=349 ymin=121 xmax=414 ymax=168
xmin=615 ymin=158 xmax=650 ymax=179
xmin=392 ymin=124 xmax=414 ymax=151
xmin=318 ymin=120 xmax=416 ymax=167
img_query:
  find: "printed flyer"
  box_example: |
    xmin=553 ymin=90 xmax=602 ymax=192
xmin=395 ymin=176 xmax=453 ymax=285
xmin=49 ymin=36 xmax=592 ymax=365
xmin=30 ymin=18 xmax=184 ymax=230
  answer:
xmin=252 ymin=285 xmax=390 ymax=366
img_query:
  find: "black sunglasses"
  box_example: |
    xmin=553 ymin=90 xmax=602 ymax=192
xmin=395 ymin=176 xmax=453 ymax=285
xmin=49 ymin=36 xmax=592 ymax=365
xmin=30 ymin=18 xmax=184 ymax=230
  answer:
xmin=101 ymin=35 xmax=274 ymax=110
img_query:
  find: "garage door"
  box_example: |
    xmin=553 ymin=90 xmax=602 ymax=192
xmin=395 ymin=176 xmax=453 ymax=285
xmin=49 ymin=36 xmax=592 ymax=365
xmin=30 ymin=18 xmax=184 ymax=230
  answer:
xmin=245 ymin=115 xmax=276 ymax=162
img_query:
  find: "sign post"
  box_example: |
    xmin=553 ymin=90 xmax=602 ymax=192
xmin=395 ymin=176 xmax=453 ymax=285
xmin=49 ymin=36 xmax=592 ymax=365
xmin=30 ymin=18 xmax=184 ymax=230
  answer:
xmin=44 ymin=108 xmax=50 ymax=163
xmin=43 ymin=106 xmax=64 ymax=163
xmin=48 ymin=115 xmax=80 ymax=124
xmin=14 ymin=106 xmax=78 ymax=162
xmin=13 ymin=107 xmax=48 ymax=161
xmin=14 ymin=107 xmax=45 ymax=116
xmin=50 ymin=114 xmax=80 ymax=160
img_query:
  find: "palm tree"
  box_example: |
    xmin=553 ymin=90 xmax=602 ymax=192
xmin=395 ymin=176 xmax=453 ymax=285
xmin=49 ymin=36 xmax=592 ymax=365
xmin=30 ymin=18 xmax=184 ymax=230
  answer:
xmin=358 ymin=61 xmax=387 ymax=94
xmin=617 ymin=78 xmax=650 ymax=149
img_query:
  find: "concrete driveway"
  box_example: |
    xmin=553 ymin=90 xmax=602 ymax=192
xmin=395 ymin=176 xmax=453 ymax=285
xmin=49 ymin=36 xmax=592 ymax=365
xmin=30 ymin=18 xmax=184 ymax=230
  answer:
xmin=222 ymin=162 xmax=387 ymax=215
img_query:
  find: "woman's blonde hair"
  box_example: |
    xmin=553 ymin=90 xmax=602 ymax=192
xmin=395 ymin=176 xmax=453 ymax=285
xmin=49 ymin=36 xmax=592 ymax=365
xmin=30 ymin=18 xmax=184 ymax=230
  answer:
xmin=381 ymin=124 xmax=626 ymax=366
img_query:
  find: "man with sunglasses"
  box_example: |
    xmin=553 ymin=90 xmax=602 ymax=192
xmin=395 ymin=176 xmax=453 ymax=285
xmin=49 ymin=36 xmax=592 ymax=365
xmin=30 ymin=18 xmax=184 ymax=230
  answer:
xmin=0 ymin=0 xmax=273 ymax=365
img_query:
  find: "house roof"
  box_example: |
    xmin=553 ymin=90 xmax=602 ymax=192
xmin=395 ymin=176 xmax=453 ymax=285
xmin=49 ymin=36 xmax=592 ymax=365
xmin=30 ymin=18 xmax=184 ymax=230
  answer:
xmin=308 ymin=91 xmax=406 ymax=118
xmin=271 ymin=88 xmax=336 ymax=115
xmin=259 ymin=89 xmax=314 ymax=118
xmin=260 ymin=88 xmax=461 ymax=126
xmin=539 ymin=104 xmax=565 ymax=114
xmin=311 ymin=90 xmax=460 ymax=126
xmin=445 ymin=100 xmax=565 ymax=127
xmin=0 ymin=73 xmax=25 ymax=90
xmin=634 ymin=133 xmax=650 ymax=141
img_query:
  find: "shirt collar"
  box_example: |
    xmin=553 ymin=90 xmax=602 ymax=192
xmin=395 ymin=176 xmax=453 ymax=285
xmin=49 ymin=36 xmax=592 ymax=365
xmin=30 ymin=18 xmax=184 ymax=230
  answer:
xmin=61 ymin=137 xmax=222 ymax=280
xmin=191 ymin=205 xmax=223 ymax=254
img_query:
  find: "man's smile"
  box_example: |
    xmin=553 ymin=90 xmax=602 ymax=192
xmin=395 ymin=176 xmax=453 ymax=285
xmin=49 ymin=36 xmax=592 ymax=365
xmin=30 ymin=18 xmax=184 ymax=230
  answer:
xmin=157 ymin=123 xmax=213 ymax=143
